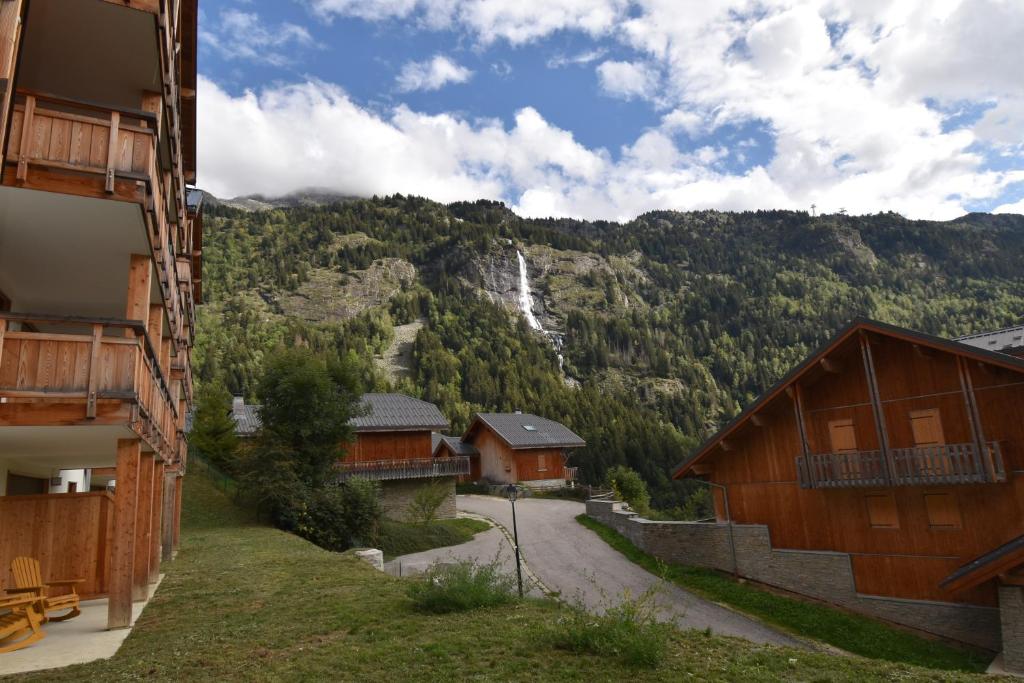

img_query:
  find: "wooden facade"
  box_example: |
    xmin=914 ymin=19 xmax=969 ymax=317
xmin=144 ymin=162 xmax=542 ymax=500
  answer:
xmin=675 ymin=319 xmax=1024 ymax=609
xmin=0 ymin=0 xmax=201 ymax=629
xmin=344 ymin=432 xmax=434 ymax=464
xmin=461 ymin=415 xmax=582 ymax=487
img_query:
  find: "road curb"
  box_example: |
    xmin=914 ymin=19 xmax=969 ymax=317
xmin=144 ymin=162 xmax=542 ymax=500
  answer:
xmin=458 ymin=511 xmax=555 ymax=598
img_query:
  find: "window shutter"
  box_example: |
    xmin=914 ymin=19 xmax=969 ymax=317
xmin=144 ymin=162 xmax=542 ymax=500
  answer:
xmin=828 ymin=419 xmax=858 ymax=453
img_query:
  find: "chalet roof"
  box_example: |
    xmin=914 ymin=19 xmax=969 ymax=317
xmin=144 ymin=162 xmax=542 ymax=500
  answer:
xmin=940 ymin=533 xmax=1024 ymax=594
xmin=956 ymin=324 xmax=1024 ymax=356
xmin=232 ymin=396 xmax=261 ymax=436
xmin=432 ymin=434 xmax=479 ymax=457
xmin=672 ymin=317 xmax=1024 ymax=479
xmin=350 ymin=393 xmax=448 ymax=432
xmin=468 ymin=413 xmax=585 ymax=450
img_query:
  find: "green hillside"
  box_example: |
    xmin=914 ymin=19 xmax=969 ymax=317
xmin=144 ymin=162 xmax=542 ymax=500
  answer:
xmin=194 ymin=194 xmax=1024 ymax=508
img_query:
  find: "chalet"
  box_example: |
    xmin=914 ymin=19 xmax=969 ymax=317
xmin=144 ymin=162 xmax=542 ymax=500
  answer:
xmin=432 ymin=434 xmax=480 ymax=482
xmin=672 ymin=318 xmax=1024 ymax=669
xmin=0 ymin=0 xmax=201 ymax=633
xmin=459 ymin=413 xmax=584 ymax=489
xmin=337 ymin=394 xmax=468 ymax=520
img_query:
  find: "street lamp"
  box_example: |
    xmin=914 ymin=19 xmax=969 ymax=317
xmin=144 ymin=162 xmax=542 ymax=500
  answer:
xmin=505 ymin=484 xmax=524 ymax=598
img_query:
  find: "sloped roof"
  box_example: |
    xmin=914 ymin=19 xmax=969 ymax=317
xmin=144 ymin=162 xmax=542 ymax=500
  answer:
xmin=941 ymin=533 xmax=1024 ymax=594
xmin=672 ymin=317 xmax=1024 ymax=479
xmin=957 ymin=324 xmax=1024 ymax=356
xmin=468 ymin=413 xmax=585 ymax=450
xmin=349 ymin=393 xmax=448 ymax=432
xmin=232 ymin=397 xmax=261 ymax=436
xmin=432 ymin=434 xmax=479 ymax=457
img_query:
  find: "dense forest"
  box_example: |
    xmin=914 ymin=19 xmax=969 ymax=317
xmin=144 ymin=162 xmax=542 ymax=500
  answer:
xmin=194 ymin=194 xmax=1024 ymax=508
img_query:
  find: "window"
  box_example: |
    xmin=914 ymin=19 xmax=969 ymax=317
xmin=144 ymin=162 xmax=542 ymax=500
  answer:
xmin=828 ymin=419 xmax=858 ymax=453
xmin=865 ymin=493 xmax=899 ymax=529
xmin=537 ymin=453 xmax=547 ymax=472
xmin=910 ymin=409 xmax=945 ymax=446
xmin=924 ymin=493 xmax=962 ymax=529
xmin=523 ymin=425 xmax=537 ymax=431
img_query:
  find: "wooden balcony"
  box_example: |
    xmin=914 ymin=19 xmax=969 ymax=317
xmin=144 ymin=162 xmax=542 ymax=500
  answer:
xmin=0 ymin=312 xmax=180 ymax=464
xmin=337 ymin=457 xmax=471 ymax=482
xmin=564 ymin=466 xmax=579 ymax=482
xmin=3 ymin=90 xmax=191 ymax=351
xmin=796 ymin=442 xmax=1006 ymax=489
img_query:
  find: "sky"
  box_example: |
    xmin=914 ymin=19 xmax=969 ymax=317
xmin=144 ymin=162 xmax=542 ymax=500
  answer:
xmin=197 ymin=0 xmax=1024 ymax=221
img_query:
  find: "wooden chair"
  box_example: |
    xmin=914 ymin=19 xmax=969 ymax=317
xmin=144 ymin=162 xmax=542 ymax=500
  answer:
xmin=6 ymin=557 xmax=82 ymax=623
xmin=0 ymin=594 xmax=46 ymax=653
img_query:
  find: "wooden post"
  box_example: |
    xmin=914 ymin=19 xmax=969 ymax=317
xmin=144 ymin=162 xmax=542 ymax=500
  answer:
xmin=132 ymin=452 xmax=155 ymax=601
xmin=105 ymin=110 xmax=120 ymax=193
xmin=0 ymin=0 xmax=25 ymax=170
xmin=0 ymin=319 xmax=6 ymax=372
xmin=149 ymin=461 xmax=164 ymax=584
xmin=14 ymin=92 xmax=31 ymax=180
xmin=788 ymin=383 xmax=812 ymax=488
xmin=956 ymin=355 xmax=991 ymax=480
xmin=85 ymin=323 xmax=103 ymax=419
xmin=108 ymin=438 xmax=141 ymax=629
xmin=859 ymin=332 xmax=894 ymax=483
xmin=172 ymin=475 xmax=182 ymax=550
xmin=126 ymin=255 xmax=152 ymax=325
xmin=161 ymin=471 xmax=175 ymax=560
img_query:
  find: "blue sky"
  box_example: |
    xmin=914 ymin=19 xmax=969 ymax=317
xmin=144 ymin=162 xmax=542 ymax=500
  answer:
xmin=196 ymin=0 xmax=1024 ymax=220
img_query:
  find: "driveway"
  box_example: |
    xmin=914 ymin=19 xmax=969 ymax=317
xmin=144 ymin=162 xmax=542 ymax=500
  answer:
xmin=389 ymin=494 xmax=803 ymax=647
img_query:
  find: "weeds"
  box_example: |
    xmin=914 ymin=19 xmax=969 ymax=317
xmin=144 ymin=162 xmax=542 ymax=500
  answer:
xmin=406 ymin=557 xmax=519 ymax=614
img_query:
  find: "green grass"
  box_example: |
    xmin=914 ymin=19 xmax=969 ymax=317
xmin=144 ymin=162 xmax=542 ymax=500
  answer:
xmin=407 ymin=559 xmax=519 ymax=614
xmin=575 ymin=514 xmax=991 ymax=673
xmin=5 ymin=473 xmax=1001 ymax=681
xmin=378 ymin=518 xmax=491 ymax=559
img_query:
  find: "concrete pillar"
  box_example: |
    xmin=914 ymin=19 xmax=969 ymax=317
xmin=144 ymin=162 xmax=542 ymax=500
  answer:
xmin=108 ymin=439 xmax=141 ymax=629
xmin=132 ymin=453 xmax=155 ymax=601
xmin=1000 ymin=585 xmax=1024 ymax=673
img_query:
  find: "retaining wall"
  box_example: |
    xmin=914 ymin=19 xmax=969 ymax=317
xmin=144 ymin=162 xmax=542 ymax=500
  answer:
xmin=586 ymin=499 xmax=1002 ymax=651
xmin=380 ymin=477 xmax=457 ymax=522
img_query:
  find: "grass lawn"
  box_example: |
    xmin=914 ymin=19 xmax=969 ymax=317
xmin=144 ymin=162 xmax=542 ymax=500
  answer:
xmin=5 ymin=474 xmax=1000 ymax=681
xmin=575 ymin=514 xmax=991 ymax=673
xmin=379 ymin=517 xmax=491 ymax=559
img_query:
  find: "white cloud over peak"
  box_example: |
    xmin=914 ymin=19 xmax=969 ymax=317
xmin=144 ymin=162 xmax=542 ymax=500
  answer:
xmin=396 ymin=55 xmax=474 ymax=92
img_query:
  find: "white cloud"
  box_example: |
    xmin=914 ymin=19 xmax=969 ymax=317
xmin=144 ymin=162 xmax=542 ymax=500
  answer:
xmin=396 ymin=55 xmax=474 ymax=92
xmin=201 ymin=9 xmax=316 ymax=67
xmin=547 ymin=49 xmax=606 ymax=69
xmin=201 ymin=0 xmax=1024 ymax=219
xmin=993 ymin=196 xmax=1024 ymax=215
xmin=596 ymin=60 xmax=659 ymax=101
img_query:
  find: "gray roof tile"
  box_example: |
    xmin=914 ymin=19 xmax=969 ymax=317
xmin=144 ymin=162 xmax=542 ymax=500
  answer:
xmin=471 ymin=413 xmax=585 ymax=449
xmin=350 ymin=393 xmax=448 ymax=432
xmin=432 ymin=434 xmax=479 ymax=456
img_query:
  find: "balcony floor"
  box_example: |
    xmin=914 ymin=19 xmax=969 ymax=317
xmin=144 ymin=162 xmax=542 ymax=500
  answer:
xmin=0 ymin=576 xmax=162 ymax=676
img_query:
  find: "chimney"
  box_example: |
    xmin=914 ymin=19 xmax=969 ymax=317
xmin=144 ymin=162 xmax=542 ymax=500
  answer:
xmin=233 ymin=396 xmax=244 ymax=412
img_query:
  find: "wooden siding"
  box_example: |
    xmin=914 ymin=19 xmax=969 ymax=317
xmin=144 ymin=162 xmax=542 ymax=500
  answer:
xmin=472 ymin=428 xmax=516 ymax=484
xmin=343 ymin=431 xmax=433 ymax=464
xmin=514 ymin=449 xmax=565 ymax=481
xmin=702 ymin=332 xmax=1024 ymax=606
xmin=0 ymin=492 xmax=113 ymax=599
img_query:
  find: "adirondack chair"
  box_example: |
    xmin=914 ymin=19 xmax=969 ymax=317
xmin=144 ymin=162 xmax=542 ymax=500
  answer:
xmin=0 ymin=594 xmax=46 ymax=654
xmin=6 ymin=557 xmax=82 ymax=623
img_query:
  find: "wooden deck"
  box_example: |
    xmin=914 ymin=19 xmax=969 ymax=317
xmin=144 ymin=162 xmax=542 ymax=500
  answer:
xmin=337 ymin=456 xmax=471 ymax=482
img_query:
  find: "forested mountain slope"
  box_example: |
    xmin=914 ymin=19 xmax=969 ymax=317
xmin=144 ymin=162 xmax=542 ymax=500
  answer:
xmin=195 ymin=194 xmax=1024 ymax=508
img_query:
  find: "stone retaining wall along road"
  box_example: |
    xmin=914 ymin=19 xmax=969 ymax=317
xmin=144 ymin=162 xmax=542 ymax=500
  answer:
xmin=585 ymin=499 xmax=1001 ymax=651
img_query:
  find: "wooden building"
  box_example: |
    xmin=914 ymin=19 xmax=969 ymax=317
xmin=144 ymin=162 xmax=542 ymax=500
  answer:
xmin=337 ymin=394 xmax=468 ymax=520
xmin=673 ymin=318 xmax=1024 ymax=664
xmin=0 ymin=0 xmax=201 ymax=630
xmin=459 ymin=413 xmax=584 ymax=489
xmin=432 ymin=434 xmax=480 ymax=482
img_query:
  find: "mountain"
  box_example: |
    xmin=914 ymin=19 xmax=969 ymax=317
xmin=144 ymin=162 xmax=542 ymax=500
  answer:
xmin=194 ymin=194 xmax=1024 ymax=508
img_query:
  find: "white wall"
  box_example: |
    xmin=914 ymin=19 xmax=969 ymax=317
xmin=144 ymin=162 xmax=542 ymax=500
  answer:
xmin=48 ymin=468 xmax=90 ymax=493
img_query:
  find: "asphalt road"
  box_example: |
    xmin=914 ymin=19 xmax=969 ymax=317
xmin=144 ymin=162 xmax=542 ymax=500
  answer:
xmin=390 ymin=494 xmax=803 ymax=647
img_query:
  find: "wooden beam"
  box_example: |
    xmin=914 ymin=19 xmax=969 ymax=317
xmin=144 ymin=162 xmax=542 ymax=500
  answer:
xmin=172 ymin=475 xmax=183 ymax=551
xmin=108 ymin=438 xmax=141 ymax=629
xmin=125 ymin=254 xmax=152 ymax=325
xmin=149 ymin=462 xmax=164 ymax=585
xmin=751 ymin=414 xmax=768 ymax=427
xmin=789 ymin=383 xmax=811 ymax=458
xmin=820 ymin=357 xmax=842 ymax=373
xmin=85 ymin=323 xmax=102 ymax=419
xmin=913 ymin=344 xmax=933 ymax=359
xmin=161 ymin=471 xmax=175 ymax=560
xmin=957 ymin=355 xmax=990 ymax=477
xmin=859 ymin=331 xmax=893 ymax=479
xmin=132 ymin=453 xmax=155 ymax=602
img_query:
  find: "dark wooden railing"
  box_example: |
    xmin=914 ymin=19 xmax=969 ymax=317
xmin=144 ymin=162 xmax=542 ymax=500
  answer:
xmin=796 ymin=442 xmax=1006 ymax=489
xmin=564 ymin=466 xmax=579 ymax=482
xmin=336 ymin=457 xmax=470 ymax=482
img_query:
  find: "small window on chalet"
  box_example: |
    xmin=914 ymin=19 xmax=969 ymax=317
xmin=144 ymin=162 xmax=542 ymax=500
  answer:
xmin=523 ymin=425 xmax=537 ymax=431
xmin=865 ymin=493 xmax=899 ymax=529
xmin=924 ymin=492 xmax=962 ymax=530
xmin=537 ymin=453 xmax=547 ymax=471
xmin=828 ymin=419 xmax=858 ymax=453
xmin=910 ymin=409 xmax=945 ymax=447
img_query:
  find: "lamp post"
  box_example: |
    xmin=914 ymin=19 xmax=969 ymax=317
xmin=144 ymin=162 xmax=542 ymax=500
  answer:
xmin=505 ymin=484 xmax=524 ymax=598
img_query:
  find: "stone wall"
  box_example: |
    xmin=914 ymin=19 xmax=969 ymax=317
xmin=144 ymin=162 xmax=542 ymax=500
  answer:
xmin=380 ymin=477 xmax=457 ymax=522
xmin=586 ymin=499 xmax=1002 ymax=651
xmin=1000 ymin=586 xmax=1024 ymax=672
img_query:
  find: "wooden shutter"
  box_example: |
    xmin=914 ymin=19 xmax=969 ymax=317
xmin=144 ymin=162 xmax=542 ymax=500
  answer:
xmin=828 ymin=419 xmax=858 ymax=453
xmin=910 ymin=409 xmax=945 ymax=446
xmin=865 ymin=493 xmax=899 ymax=529
xmin=537 ymin=453 xmax=547 ymax=471
xmin=924 ymin=492 xmax=962 ymax=529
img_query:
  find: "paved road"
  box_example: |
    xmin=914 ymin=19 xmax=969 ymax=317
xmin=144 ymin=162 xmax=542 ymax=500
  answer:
xmin=390 ymin=495 xmax=803 ymax=647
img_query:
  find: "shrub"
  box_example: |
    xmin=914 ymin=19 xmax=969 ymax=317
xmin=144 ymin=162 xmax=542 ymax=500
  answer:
xmin=549 ymin=589 xmax=671 ymax=669
xmin=276 ymin=479 xmax=382 ymax=552
xmin=406 ymin=558 xmax=519 ymax=614
xmin=406 ymin=479 xmax=451 ymax=524
xmin=605 ymin=465 xmax=651 ymax=515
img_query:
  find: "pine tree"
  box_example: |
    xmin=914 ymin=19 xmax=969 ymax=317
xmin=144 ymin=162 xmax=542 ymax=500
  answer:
xmin=190 ymin=382 xmax=239 ymax=472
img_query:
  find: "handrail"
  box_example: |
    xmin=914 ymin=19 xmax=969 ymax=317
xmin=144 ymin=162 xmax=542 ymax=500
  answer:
xmin=15 ymin=88 xmax=159 ymax=127
xmin=337 ymin=456 xmax=470 ymax=481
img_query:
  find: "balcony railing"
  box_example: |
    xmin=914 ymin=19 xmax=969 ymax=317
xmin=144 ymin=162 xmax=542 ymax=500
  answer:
xmin=336 ymin=457 xmax=471 ymax=482
xmin=796 ymin=442 xmax=1006 ymax=489
xmin=0 ymin=312 xmax=180 ymax=463
xmin=564 ymin=466 xmax=579 ymax=482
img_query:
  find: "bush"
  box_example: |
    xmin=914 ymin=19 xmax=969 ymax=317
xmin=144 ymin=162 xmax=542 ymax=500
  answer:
xmin=605 ymin=465 xmax=651 ymax=516
xmin=277 ymin=479 xmax=382 ymax=551
xmin=455 ymin=482 xmax=490 ymax=495
xmin=406 ymin=558 xmax=519 ymax=614
xmin=549 ymin=589 xmax=671 ymax=669
xmin=406 ymin=479 xmax=451 ymax=524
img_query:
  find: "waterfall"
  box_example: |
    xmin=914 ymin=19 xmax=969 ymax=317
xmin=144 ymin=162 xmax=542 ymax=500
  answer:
xmin=516 ymin=250 xmax=543 ymax=332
